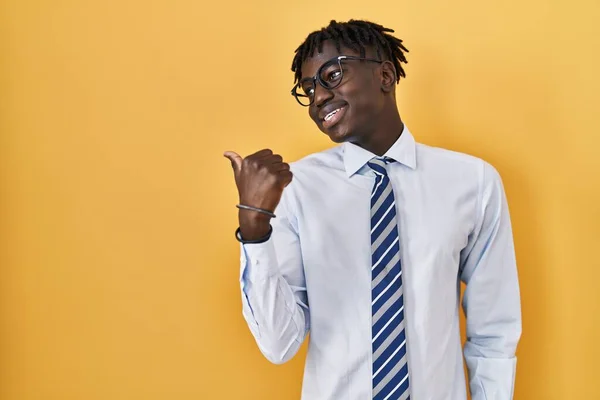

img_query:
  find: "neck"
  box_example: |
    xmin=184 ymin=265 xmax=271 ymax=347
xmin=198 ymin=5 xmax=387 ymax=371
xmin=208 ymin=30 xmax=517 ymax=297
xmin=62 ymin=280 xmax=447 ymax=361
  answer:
xmin=353 ymin=111 xmax=404 ymax=156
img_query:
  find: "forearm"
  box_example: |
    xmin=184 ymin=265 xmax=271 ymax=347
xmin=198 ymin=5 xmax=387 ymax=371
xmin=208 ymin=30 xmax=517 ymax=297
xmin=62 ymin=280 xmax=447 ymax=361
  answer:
xmin=464 ymin=349 xmax=517 ymax=400
xmin=240 ymin=239 xmax=309 ymax=364
xmin=464 ymin=296 xmax=520 ymax=400
xmin=463 ymin=280 xmax=520 ymax=400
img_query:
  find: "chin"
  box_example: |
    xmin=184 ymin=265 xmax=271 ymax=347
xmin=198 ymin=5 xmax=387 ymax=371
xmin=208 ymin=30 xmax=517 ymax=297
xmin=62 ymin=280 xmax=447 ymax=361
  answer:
xmin=324 ymin=125 xmax=354 ymax=143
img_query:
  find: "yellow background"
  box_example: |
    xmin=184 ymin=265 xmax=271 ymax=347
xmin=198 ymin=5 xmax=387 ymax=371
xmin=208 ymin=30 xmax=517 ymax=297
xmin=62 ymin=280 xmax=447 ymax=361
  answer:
xmin=1 ymin=0 xmax=599 ymax=399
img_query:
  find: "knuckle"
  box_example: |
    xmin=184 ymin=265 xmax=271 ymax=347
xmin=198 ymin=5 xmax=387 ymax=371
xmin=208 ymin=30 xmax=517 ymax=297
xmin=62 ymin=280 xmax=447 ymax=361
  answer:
xmin=247 ymin=158 xmax=261 ymax=169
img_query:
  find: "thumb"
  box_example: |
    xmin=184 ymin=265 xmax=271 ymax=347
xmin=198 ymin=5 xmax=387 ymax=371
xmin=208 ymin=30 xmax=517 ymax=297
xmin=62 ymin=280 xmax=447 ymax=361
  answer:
xmin=223 ymin=151 xmax=243 ymax=174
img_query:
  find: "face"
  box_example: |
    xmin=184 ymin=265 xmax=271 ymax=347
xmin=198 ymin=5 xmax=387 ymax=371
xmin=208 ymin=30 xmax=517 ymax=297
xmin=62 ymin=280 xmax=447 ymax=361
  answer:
xmin=298 ymin=41 xmax=391 ymax=144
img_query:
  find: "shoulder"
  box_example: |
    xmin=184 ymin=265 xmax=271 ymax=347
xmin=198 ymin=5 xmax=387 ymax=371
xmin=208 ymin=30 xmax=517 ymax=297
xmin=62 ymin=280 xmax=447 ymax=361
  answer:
xmin=275 ymin=145 xmax=344 ymax=221
xmin=417 ymin=142 xmax=481 ymax=167
xmin=414 ymin=143 xmax=506 ymax=203
xmin=416 ymin=142 xmax=500 ymax=179
xmin=288 ymin=145 xmax=345 ymax=176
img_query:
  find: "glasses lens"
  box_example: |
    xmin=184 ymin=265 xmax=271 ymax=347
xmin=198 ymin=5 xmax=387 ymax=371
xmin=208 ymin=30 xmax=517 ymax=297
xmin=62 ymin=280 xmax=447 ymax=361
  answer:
xmin=294 ymin=82 xmax=313 ymax=106
xmin=319 ymin=59 xmax=343 ymax=89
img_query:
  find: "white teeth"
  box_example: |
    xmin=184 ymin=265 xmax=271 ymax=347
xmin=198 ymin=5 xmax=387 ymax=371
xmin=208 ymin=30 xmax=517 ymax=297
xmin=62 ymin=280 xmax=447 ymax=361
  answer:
xmin=324 ymin=108 xmax=340 ymax=121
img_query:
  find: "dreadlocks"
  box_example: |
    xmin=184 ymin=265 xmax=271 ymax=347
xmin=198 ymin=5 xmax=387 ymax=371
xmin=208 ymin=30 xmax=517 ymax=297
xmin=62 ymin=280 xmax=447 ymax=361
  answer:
xmin=291 ymin=20 xmax=409 ymax=84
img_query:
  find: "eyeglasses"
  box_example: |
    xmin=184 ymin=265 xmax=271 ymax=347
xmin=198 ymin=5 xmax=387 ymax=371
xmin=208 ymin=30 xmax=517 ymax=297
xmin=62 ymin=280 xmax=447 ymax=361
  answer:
xmin=291 ymin=55 xmax=383 ymax=107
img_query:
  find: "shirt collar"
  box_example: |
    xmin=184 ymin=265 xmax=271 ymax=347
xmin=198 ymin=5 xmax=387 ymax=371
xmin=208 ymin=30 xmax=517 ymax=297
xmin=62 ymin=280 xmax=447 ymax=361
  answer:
xmin=342 ymin=124 xmax=417 ymax=177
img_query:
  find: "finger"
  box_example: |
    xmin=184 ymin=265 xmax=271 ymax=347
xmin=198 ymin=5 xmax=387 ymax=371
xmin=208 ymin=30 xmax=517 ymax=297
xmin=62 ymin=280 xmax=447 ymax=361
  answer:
xmin=272 ymin=162 xmax=290 ymax=172
xmin=279 ymin=170 xmax=294 ymax=187
xmin=249 ymin=149 xmax=274 ymax=159
xmin=223 ymin=151 xmax=243 ymax=174
xmin=263 ymin=154 xmax=283 ymax=165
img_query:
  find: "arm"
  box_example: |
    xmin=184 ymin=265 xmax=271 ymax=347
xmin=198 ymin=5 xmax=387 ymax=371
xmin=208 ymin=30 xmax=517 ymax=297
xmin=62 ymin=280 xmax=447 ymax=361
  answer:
xmin=223 ymin=148 xmax=307 ymax=365
xmin=239 ymin=192 xmax=309 ymax=364
xmin=459 ymin=162 xmax=522 ymax=400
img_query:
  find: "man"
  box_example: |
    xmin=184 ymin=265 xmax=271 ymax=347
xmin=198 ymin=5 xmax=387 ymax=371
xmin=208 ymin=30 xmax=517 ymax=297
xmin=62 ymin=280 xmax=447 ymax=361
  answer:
xmin=224 ymin=19 xmax=521 ymax=400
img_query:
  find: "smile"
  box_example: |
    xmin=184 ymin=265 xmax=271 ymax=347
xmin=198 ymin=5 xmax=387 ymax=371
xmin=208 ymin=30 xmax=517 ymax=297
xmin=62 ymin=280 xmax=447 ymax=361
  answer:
xmin=322 ymin=105 xmax=347 ymax=129
xmin=324 ymin=108 xmax=342 ymax=121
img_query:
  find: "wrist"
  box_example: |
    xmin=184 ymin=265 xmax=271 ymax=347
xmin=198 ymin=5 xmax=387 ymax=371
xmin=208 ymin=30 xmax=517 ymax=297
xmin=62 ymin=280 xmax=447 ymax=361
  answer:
xmin=239 ymin=211 xmax=272 ymax=240
xmin=236 ymin=204 xmax=276 ymax=219
xmin=235 ymin=225 xmax=272 ymax=244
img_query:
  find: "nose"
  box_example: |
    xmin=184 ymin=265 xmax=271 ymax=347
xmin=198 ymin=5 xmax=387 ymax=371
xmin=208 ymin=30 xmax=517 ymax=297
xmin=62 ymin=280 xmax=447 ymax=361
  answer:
xmin=312 ymin=83 xmax=333 ymax=107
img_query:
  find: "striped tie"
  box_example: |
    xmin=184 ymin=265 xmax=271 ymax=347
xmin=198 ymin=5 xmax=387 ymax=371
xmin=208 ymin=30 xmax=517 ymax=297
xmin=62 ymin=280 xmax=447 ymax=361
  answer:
xmin=368 ymin=157 xmax=411 ymax=400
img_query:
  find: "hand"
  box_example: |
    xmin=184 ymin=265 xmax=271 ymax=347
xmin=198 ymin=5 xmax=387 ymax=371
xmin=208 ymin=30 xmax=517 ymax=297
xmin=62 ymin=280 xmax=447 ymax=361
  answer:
xmin=224 ymin=149 xmax=293 ymax=240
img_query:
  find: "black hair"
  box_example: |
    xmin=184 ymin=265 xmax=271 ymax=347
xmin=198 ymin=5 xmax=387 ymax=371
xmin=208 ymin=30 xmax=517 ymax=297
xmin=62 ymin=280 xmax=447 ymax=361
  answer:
xmin=291 ymin=19 xmax=409 ymax=84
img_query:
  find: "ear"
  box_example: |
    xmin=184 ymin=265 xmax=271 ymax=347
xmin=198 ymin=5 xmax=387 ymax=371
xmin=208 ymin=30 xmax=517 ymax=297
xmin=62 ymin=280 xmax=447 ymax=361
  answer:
xmin=380 ymin=61 xmax=397 ymax=93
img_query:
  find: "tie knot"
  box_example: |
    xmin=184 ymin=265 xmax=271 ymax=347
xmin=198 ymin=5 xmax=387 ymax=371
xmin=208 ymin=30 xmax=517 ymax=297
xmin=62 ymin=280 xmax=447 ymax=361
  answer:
xmin=367 ymin=157 xmax=395 ymax=176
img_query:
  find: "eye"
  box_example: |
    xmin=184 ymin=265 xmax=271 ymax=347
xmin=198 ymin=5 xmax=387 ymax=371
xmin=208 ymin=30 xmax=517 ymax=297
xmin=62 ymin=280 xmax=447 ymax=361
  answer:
xmin=319 ymin=62 xmax=343 ymax=87
xmin=326 ymin=70 xmax=342 ymax=82
xmin=301 ymin=84 xmax=315 ymax=97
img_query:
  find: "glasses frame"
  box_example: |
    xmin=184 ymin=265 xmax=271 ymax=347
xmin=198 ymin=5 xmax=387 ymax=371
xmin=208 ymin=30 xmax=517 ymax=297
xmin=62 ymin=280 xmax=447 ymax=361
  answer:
xmin=291 ymin=55 xmax=383 ymax=107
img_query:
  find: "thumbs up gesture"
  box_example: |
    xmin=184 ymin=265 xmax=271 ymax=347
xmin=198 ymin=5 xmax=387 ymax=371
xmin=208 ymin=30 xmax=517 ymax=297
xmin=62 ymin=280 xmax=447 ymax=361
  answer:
xmin=224 ymin=149 xmax=293 ymax=240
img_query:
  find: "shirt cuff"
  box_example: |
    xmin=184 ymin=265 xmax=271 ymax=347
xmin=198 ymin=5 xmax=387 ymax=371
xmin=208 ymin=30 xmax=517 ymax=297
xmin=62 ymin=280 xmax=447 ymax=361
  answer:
xmin=465 ymin=355 xmax=517 ymax=400
xmin=240 ymin=238 xmax=280 ymax=282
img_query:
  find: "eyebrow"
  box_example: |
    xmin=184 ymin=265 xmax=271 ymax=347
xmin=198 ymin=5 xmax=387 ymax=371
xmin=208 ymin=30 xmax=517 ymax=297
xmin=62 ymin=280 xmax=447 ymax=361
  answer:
xmin=300 ymin=57 xmax=339 ymax=81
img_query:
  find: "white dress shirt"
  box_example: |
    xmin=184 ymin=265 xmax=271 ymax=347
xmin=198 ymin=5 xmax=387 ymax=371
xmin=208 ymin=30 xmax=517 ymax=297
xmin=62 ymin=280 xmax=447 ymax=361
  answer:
xmin=238 ymin=126 xmax=521 ymax=400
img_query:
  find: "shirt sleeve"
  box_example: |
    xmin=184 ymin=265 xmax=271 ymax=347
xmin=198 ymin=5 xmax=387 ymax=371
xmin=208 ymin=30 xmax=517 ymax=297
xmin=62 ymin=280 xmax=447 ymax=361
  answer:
xmin=239 ymin=189 xmax=309 ymax=364
xmin=459 ymin=161 xmax=522 ymax=400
